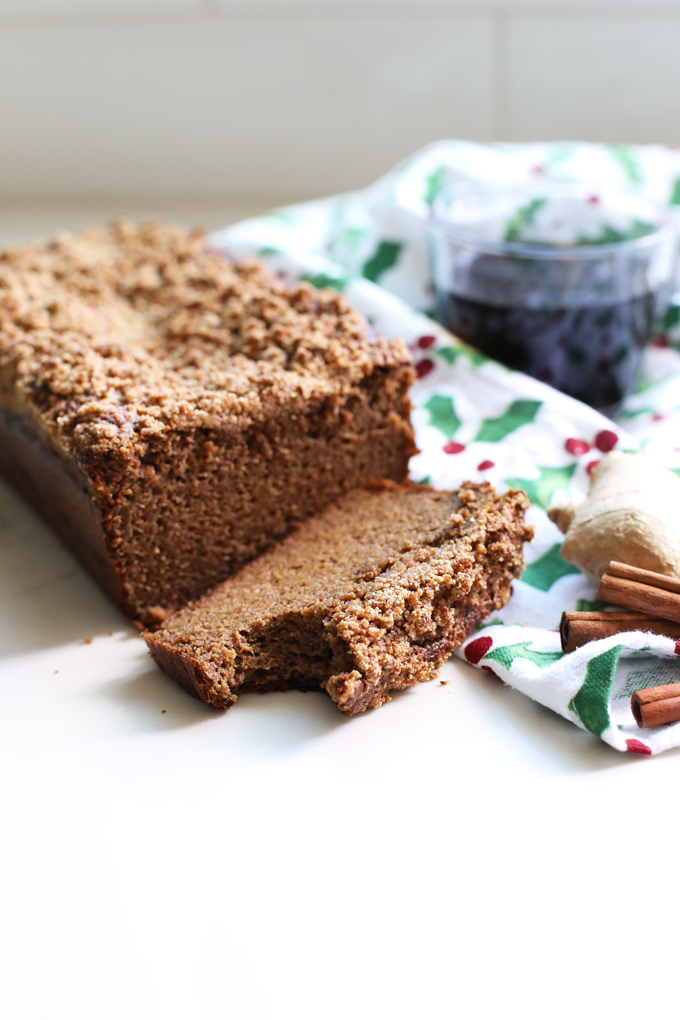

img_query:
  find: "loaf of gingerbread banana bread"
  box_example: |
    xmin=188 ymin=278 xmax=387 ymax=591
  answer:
xmin=0 ymin=222 xmax=415 ymax=626
xmin=146 ymin=481 xmax=532 ymax=715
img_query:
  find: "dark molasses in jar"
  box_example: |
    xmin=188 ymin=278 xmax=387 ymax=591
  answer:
xmin=429 ymin=182 xmax=677 ymax=409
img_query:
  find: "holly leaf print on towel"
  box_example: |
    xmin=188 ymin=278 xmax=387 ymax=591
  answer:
xmin=522 ymin=544 xmax=582 ymax=592
xmin=436 ymin=344 xmax=488 ymax=368
xmin=609 ymin=146 xmax=643 ymax=185
xmin=569 ymin=644 xmax=624 ymax=736
xmin=473 ymin=400 xmax=542 ymax=443
xmin=484 ymin=641 xmax=563 ymax=671
xmin=423 ymin=395 xmax=461 ymax=440
xmin=300 ymin=272 xmax=349 ymax=292
xmin=662 ymin=301 xmax=680 ymax=331
xmin=504 ymin=464 xmax=576 ymax=511
xmin=576 ymin=597 xmax=610 ymax=613
xmin=424 ymin=165 xmax=447 ymax=205
xmin=504 ymin=198 xmax=547 ymax=242
xmin=361 ymin=241 xmax=403 ymax=282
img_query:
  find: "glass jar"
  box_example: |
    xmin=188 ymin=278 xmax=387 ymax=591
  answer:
xmin=429 ymin=181 xmax=678 ymax=409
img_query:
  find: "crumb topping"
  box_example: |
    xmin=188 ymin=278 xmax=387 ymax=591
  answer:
xmin=0 ymin=220 xmax=411 ymax=464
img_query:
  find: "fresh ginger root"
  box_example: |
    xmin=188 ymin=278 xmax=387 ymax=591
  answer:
xmin=547 ymin=451 xmax=680 ymax=584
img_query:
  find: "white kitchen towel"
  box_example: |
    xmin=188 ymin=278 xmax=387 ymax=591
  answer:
xmin=211 ymin=141 xmax=680 ymax=755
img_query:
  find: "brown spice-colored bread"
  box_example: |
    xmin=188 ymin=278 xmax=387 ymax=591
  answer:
xmin=145 ymin=481 xmax=532 ymax=715
xmin=0 ymin=221 xmax=415 ymax=626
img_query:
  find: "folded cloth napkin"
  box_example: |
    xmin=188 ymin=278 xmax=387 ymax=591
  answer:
xmin=211 ymin=141 xmax=680 ymax=755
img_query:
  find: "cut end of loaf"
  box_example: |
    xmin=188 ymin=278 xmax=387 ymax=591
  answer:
xmin=0 ymin=222 xmax=416 ymax=626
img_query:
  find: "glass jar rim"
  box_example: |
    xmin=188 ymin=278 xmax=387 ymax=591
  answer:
xmin=429 ymin=180 xmax=676 ymax=260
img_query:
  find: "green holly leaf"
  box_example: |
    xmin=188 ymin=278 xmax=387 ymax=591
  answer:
xmin=521 ymin=544 xmax=582 ymax=591
xmin=632 ymin=373 xmax=657 ymax=395
xmin=609 ymin=146 xmax=643 ymax=185
xmin=473 ymin=399 xmax=542 ymax=443
xmin=258 ymin=246 xmax=282 ymax=256
xmin=505 ymin=198 xmax=546 ymax=242
xmin=423 ymin=395 xmax=460 ymax=440
xmin=437 ymin=343 xmax=487 ymax=367
xmin=362 ymin=241 xmax=402 ymax=282
xmin=484 ymin=640 xmax=563 ymax=671
xmin=300 ymin=272 xmax=349 ymax=291
xmin=464 ymin=346 xmax=488 ymax=367
xmin=505 ymin=463 xmax=576 ymax=510
xmin=415 ymin=475 xmax=431 ymax=487
xmin=436 ymin=347 xmax=459 ymax=365
xmin=663 ymin=301 xmax=680 ymax=330
xmin=338 ymin=226 xmax=365 ymax=247
xmin=617 ymin=406 xmax=655 ymax=421
xmin=543 ymin=145 xmax=577 ymax=167
xmin=670 ymin=178 xmax=680 ymax=206
xmin=579 ymin=221 xmax=653 ymax=245
xmin=576 ymin=597 xmax=611 ymax=612
xmin=424 ymin=165 xmax=447 ymax=205
xmin=568 ymin=644 xmax=623 ymax=736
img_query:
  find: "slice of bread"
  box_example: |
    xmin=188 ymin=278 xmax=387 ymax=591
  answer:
xmin=145 ymin=481 xmax=532 ymax=715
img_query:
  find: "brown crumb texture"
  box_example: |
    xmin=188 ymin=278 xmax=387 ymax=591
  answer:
xmin=0 ymin=221 xmax=415 ymax=624
xmin=145 ymin=481 xmax=533 ymax=715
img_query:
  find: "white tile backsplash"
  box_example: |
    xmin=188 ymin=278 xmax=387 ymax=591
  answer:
xmin=0 ymin=15 xmax=494 ymax=195
xmin=0 ymin=4 xmax=679 ymax=196
xmin=507 ymin=16 xmax=680 ymax=143
xmin=212 ymin=1 xmax=680 ymax=9
xmin=0 ymin=0 xmax=203 ymax=18
xmin=4 ymin=1 xmax=680 ymax=16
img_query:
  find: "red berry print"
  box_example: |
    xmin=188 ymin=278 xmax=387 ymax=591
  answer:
xmin=465 ymin=635 xmax=493 ymax=664
xmin=477 ymin=460 xmax=495 ymax=471
xmin=595 ymin=430 xmax=618 ymax=453
xmin=416 ymin=358 xmax=434 ymax=378
xmin=586 ymin=460 xmax=600 ymax=475
xmin=587 ymin=194 xmax=601 ymax=205
xmin=674 ymin=640 xmax=680 ymax=656
xmin=625 ymin=738 xmax=652 ymax=755
xmin=652 ymin=413 xmax=664 ymax=422
xmin=443 ymin=441 xmax=465 ymax=455
xmin=565 ymin=438 xmax=590 ymax=456
xmin=532 ymin=164 xmax=545 ymax=176
xmin=417 ymin=335 xmax=436 ymax=349
xmin=651 ymin=335 xmax=669 ymax=348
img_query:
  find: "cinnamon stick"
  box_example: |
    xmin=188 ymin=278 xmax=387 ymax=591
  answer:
xmin=606 ymin=561 xmax=680 ymax=594
xmin=598 ymin=561 xmax=680 ymax=623
xmin=631 ymin=684 xmax=680 ymax=728
xmin=560 ymin=610 xmax=680 ymax=653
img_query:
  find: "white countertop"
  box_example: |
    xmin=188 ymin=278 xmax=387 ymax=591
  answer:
xmin=1 ymin=202 xmax=678 ymax=1020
